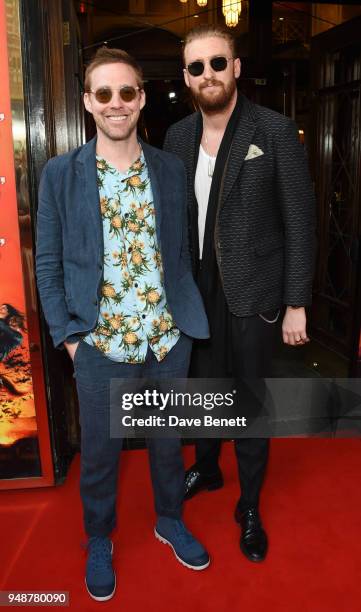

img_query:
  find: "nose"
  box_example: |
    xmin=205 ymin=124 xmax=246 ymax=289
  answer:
xmin=203 ymin=60 xmax=214 ymax=80
xmin=102 ymin=88 xmax=126 ymax=108
xmin=109 ymin=91 xmax=124 ymax=107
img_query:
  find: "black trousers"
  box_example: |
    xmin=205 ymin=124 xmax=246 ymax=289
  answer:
xmin=191 ymin=268 xmax=278 ymax=510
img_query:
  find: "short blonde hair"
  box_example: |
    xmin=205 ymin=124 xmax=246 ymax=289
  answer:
xmin=183 ymin=25 xmax=236 ymax=63
xmin=84 ymin=47 xmax=144 ymax=91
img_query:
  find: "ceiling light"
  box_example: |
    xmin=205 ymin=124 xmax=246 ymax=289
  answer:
xmin=222 ymin=0 xmax=241 ymax=28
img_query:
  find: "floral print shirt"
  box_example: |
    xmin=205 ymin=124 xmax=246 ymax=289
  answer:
xmin=84 ymin=150 xmax=180 ymax=363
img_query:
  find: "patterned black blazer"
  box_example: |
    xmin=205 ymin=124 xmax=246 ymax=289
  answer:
xmin=163 ymin=94 xmax=316 ymax=317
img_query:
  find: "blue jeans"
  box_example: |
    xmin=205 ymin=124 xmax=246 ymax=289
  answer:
xmin=73 ymin=334 xmax=192 ymax=537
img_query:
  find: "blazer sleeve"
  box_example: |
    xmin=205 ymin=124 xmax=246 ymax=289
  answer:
xmin=35 ymin=160 xmax=72 ymax=348
xmin=274 ymin=119 xmax=317 ymax=306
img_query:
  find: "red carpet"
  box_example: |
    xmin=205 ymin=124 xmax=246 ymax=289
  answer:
xmin=1 ymin=439 xmax=361 ymax=611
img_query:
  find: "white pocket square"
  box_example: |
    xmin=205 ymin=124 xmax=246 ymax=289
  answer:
xmin=244 ymin=144 xmax=264 ymax=161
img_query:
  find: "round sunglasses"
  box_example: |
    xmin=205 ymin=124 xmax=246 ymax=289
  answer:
xmin=186 ymin=56 xmax=234 ymax=77
xmin=87 ymin=85 xmax=141 ymax=104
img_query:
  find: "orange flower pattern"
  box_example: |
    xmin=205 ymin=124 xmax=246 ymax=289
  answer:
xmin=84 ymin=152 xmax=180 ymax=362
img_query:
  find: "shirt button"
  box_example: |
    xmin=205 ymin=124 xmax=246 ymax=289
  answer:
xmin=142 ymin=315 xmax=146 ymax=319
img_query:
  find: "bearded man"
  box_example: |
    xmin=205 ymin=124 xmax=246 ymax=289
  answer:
xmin=164 ymin=25 xmax=316 ymax=562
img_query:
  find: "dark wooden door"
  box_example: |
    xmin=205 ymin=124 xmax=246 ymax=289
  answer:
xmin=310 ymin=16 xmax=361 ymax=373
xmin=20 ymin=0 xmax=85 ymax=480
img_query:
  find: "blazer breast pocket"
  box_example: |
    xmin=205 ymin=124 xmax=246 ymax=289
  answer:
xmin=241 ymin=154 xmax=269 ymax=180
xmin=244 ymin=153 xmax=266 ymax=163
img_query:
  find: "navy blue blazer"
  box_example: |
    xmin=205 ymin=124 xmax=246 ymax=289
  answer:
xmin=36 ymin=137 xmax=209 ymax=348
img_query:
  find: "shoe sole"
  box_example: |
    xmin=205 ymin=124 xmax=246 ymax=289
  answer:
xmin=85 ymin=541 xmax=116 ymax=601
xmin=154 ymin=528 xmax=210 ymax=570
xmin=85 ymin=576 xmax=116 ymax=602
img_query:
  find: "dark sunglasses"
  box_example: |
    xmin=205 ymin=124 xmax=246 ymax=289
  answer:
xmin=88 ymin=85 xmax=141 ymax=104
xmin=186 ymin=56 xmax=234 ymax=77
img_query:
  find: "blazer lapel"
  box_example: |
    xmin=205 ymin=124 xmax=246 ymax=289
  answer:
xmin=186 ymin=113 xmax=202 ymax=208
xmin=186 ymin=113 xmax=202 ymax=263
xmin=76 ymin=137 xmax=103 ymax=252
xmin=220 ymin=96 xmax=257 ymax=207
xmin=141 ymin=140 xmax=162 ymax=244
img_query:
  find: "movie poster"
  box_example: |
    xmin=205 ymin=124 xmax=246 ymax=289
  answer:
xmin=0 ymin=0 xmax=41 ymax=479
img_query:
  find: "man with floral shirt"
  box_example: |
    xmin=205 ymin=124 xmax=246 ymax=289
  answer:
xmin=86 ymin=153 xmax=180 ymax=363
xmin=36 ymin=47 xmax=210 ymax=602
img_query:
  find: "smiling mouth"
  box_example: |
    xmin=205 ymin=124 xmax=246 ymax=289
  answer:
xmin=106 ymin=115 xmax=128 ymax=121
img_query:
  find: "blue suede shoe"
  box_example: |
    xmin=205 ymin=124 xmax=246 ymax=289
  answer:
xmin=85 ymin=536 xmax=116 ymax=601
xmin=155 ymin=517 xmax=210 ymax=570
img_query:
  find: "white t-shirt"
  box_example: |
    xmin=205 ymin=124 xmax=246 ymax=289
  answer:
xmin=194 ymin=145 xmax=216 ymax=258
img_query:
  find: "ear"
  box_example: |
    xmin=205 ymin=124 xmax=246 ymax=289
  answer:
xmin=234 ymin=58 xmax=241 ymax=79
xmin=183 ymin=68 xmax=190 ymax=88
xmin=83 ymin=93 xmax=93 ymax=114
xmin=139 ymin=89 xmax=146 ymax=111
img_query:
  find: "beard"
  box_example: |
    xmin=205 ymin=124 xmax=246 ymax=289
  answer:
xmin=191 ymin=78 xmax=237 ymax=113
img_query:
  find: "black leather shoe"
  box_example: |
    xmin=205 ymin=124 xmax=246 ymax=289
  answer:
xmin=235 ymin=506 xmax=268 ymax=562
xmin=184 ymin=466 xmax=224 ymax=500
